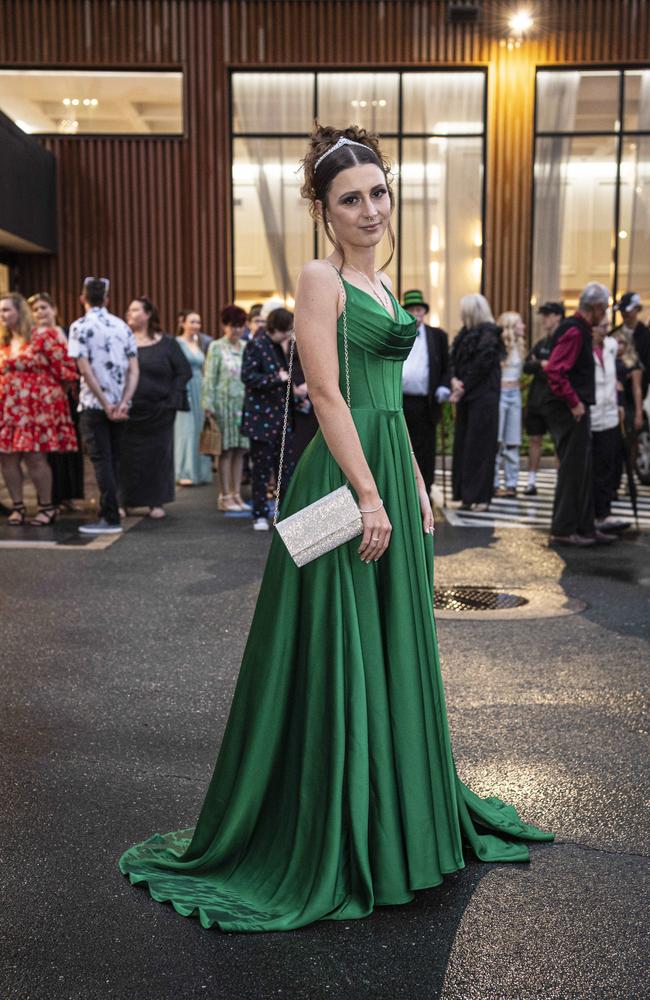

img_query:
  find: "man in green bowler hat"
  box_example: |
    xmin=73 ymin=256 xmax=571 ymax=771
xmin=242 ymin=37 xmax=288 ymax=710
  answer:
xmin=401 ymin=289 xmax=451 ymax=492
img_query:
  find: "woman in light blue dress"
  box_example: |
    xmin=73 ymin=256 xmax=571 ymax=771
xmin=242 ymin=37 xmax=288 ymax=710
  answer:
xmin=174 ymin=310 xmax=213 ymax=486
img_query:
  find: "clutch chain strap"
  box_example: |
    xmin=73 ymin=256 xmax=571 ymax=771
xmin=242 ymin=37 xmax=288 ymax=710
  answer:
xmin=273 ymin=267 xmax=351 ymax=526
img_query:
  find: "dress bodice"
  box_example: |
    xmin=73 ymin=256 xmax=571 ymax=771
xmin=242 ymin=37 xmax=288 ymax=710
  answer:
xmin=337 ymin=278 xmax=417 ymax=412
xmin=179 ymin=338 xmax=205 ymax=374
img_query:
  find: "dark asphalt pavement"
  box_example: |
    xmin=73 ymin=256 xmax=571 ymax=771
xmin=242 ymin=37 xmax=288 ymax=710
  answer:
xmin=1 ymin=487 xmax=648 ymax=1000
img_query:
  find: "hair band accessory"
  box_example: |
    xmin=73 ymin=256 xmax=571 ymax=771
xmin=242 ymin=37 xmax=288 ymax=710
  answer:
xmin=359 ymin=498 xmax=384 ymax=514
xmin=314 ymin=136 xmax=370 ymax=171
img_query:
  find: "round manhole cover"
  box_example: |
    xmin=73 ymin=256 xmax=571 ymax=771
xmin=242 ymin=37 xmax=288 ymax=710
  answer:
xmin=434 ymin=587 xmax=529 ymax=611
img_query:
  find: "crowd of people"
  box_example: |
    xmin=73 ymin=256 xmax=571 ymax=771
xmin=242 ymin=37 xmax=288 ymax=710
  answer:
xmin=410 ymin=283 xmax=649 ymax=546
xmin=0 ymin=278 xmax=318 ymax=534
xmin=0 ymin=275 xmax=648 ymax=546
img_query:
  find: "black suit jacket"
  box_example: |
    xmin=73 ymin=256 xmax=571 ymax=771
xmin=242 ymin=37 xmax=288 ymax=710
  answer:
xmin=424 ymin=324 xmax=451 ymax=415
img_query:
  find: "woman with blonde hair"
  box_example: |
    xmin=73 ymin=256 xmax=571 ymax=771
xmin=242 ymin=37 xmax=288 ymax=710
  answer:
xmin=450 ymin=293 xmax=504 ymax=510
xmin=0 ymin=292 xmax=78 ymax=525
xmin=493 ymin=310 xmax=526 ymax=497
xmin=120 ymin=125 xmax=553 ymax=932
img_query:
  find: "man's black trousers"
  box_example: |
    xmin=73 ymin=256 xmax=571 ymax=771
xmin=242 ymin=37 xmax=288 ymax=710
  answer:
xmin=403 ymin=394 xmax=439 ymax=491
xmin=592 ymin=424 xmax=621 ymax=520
xmin=79 ymin=410 xmax=125 ymax=525
xmin=543 ymin=398 xmax=595 ymax=536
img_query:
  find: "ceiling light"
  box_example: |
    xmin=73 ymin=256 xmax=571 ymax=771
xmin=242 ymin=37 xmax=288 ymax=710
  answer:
xmin=71 ymin=98 xmax=79 ymax=106
xmin=83 ymin=98 xmax=90 ymax=106
xmin=90 ymin=98 xmax=98 ymax=106
xmin=618 ymin=230 xmax=628 ymax=239
xmin=509 ymin=10 xmax=533 ymax=34
xmin=63 ymin=97 xmax=71 ymax=106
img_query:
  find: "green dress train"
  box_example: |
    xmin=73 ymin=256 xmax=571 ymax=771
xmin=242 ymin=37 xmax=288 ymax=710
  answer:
xmin=119 ymin=280 xmax=555 ymax=932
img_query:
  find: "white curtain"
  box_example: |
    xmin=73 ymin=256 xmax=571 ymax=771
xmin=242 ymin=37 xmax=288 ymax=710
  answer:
xmin=626 ymin=72 xmax=650 ymax=297
xmin=533 ymin=73 xmax=579 ymax=303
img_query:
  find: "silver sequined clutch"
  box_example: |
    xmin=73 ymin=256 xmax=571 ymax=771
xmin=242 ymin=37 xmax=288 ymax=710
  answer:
xmin=275 ymin=485 xmax=363 ymax=567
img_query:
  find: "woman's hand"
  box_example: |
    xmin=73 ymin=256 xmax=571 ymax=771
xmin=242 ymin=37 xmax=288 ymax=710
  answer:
xmin=358 ymin=505 xmax=392 ymax=563
xmin=417 ymin=479 xmax=434 ymax=535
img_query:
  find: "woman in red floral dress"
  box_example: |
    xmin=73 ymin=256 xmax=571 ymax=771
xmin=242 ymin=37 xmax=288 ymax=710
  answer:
xmin=0 ymin=292 xmax=79 ymax=525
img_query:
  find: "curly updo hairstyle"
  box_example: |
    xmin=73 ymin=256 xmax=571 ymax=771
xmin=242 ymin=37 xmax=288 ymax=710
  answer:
xmin=301 ymin=124 xmax=395 ymax=270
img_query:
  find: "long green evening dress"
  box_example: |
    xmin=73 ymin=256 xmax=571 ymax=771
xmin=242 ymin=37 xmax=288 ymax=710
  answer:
xmin=119 ymin=280 xmax=555 ymax=932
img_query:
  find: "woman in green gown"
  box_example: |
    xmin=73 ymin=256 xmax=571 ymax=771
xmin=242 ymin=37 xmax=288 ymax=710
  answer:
xmin=119 ymin=125 xmax=555 ymax=932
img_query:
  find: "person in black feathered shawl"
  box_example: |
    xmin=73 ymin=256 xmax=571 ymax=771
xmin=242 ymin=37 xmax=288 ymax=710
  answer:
xmin=449 ymin=296 xmax=505 ymax=508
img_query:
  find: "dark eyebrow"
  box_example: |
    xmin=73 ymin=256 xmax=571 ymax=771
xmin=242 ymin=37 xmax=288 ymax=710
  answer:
xmin=338 ymin=184 xmax=386 ymax=199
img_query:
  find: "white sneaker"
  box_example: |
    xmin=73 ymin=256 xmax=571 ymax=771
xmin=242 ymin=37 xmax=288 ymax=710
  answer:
xmin=78 ymin=518 xmax=123 ymax=534
xmin=253 ymin=517 xmax=270 ymax=531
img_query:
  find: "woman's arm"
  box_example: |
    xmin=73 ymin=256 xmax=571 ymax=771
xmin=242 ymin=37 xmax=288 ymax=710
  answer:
xmin=37 ymin=329 xmax=79 ymax=383
xmin=294 ymin=261 xmax=391 ymax=562
xmin=167 ymin=337 xmax=192 ymax=409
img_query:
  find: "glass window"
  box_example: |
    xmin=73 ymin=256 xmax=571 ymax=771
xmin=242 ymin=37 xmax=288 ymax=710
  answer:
xmin=618 ymin=137 xmax=650 ymax=304
xmin=532 ymin=136 xmax=617 ymax=312
xmin=232 ymin=138 xmax=313 ymax=304
xmin=317 ymin=73 xmax=399 ymax=134
xmin=536 ymin=71 xmax=620 ymax=133
xmin=0 ymin=70 xmax=183 ymax=135
xmin=402 ymin=72 xmax=484 ymax=135
xmin=401 ymin=138 xmax=483 ymax=329
xmin=624 ymin=70 xmax=650 ymax=132
xmin=231 ymin=70 xmax=486 ymax=324
xmin=232 ymin=73 xmax=314 ymax=135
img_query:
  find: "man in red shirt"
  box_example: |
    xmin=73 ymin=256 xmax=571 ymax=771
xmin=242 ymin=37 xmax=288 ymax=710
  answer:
xmin=542 ymin=282 xmax=616 ymax=547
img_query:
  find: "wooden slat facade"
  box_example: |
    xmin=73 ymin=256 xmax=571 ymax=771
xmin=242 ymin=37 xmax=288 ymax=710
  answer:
xmin=0 ymin=0 xmax=648 ymax=333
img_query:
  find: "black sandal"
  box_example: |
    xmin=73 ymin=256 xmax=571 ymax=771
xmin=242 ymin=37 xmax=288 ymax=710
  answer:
xmin=29 ymin=504 xmax=58 ymax=527
xmin=7 ymin=502 xmax=27 ymax=526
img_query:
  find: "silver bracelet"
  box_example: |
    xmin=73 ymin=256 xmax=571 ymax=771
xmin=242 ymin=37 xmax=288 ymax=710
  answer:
xmin=359 ymin=498 xmax=384 ymax=514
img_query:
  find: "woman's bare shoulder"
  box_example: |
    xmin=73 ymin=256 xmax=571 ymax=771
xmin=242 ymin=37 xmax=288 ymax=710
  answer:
xmin=296 ymin=260 xmax=343 ymax=315
xmin=298 ymin=258 xmax=339 ymax=287
xmin=377 ymin=269 xmax=393 ymax=289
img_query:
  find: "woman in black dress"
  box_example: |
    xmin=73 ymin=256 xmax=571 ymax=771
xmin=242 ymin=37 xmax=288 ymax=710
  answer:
xmin=120 ymin=298 xmax=191 ymax=519
xmin=450 ymin=294 xmax=505 ymax=510
xmin=28 ymin=292 xmax=84 ymax=510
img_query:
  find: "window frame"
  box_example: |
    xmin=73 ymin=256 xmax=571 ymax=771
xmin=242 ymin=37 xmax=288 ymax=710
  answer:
xmin=530 ymin=63 xmax=650 ymax=320
xmin=0 ymin=64 xmax=187 ymax=140
xmin=229 ymin=65 xmax=488 ymax=309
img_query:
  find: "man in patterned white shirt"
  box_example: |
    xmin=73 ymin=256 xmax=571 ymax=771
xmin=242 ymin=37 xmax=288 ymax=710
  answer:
xmin=68 ymin=277 xmax=139 ymax=534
